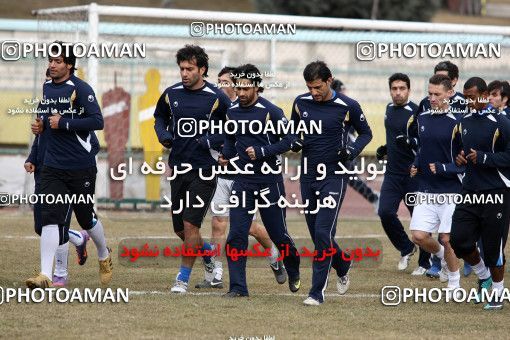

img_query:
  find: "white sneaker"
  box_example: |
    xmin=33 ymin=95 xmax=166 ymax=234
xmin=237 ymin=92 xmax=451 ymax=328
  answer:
xmin=439 ymin=259 xmax=449 ymax=283
xmin=446 ymin=286 xmax=462 ymax=300
xmin=303 ymin=297 xmax=321 ymax=306
xmin=213 ymin=262 xmax=223 ymax=282
xmin=337 ymin=274 xmax=350 ymax=295
xmin=439 ymin=267 xmax=449 ymax=283
xmin=397 ymin=246 xmax=416 ymax=271
xmin=411 ymin=266 xmax=427 ymax=276
xmin=202 ymin=258 xmax=215 ymax=282
xmin=170 ymin=277 xmax=188 ymax=294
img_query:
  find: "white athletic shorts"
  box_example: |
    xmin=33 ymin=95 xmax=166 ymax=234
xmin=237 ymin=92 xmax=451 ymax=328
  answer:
xmin=409 ymin=193 xmax=456 ymax=234
xmin=210 ymin=177 xmax=256 ymax=220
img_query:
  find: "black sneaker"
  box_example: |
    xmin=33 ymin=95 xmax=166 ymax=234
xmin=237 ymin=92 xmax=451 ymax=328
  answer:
xmin=475 ymin=277 xmax=493 ymax=304
xmin=195 ymin=277 xmax=224 ymax=289
xmin=223 ymin=291 xmax=248 ymax=298
xmin=484 ymin=299 xmax=504 ymax=310
xmin=270 ymin=260 xmax=287 ymax=284
xmin=289 ymin=277 xmax=301 ymax=293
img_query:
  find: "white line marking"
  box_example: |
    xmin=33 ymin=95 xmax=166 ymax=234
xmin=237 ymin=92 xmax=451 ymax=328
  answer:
xmin=129 ymin=290 xmax=379 ymax=298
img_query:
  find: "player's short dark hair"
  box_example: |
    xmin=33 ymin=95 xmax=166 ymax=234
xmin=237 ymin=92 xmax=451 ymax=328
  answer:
xmin=45 ymin=68 xmax=50 ymax=78
xmin=218 ymin=66 xmax=234 ymax=79
xmin=176 ymin=44 xmax=209 ymax=77
xmin=388 ymin=73 xmax=411 ymax=89
xmin=464 ymin=77 xmax=487 ymax=93
xmin=331 ymin=79 xmax=345 ymax=92
xmin=434 ymin=61 xmax=459 ymax=81
xmin=233 ymin=63 xmax=264 ymax=93
xmin=488 ymin=80 xmax=503 ymax=94
xmin=501 ymin=81 xmax=510 ymax=101
xmin=49 ymin=41 xmax=76 ymax=74
xmin=429 ymin=74 xmax=453 ymax=91
xmin=303 ymin=61 xmax=332 ymax=82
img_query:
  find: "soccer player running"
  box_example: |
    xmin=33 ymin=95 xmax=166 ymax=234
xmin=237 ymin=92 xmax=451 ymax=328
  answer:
xmin=195 ymin=67 xmax=286 ymax=289
xmin=25 ymin=68 xmax=90 ymax=287
xmin=451 ymin=77 xmax=510 ymax=310
xmin=220 ymin=64 xmax=300 ymax=298
xmin=408 ymin=74 xmax=463 ymax=292
xmin=26 ymin=42 xmax=112 ymax=288
xmin=291 ymin=61 xmax=372 ymax=305
xmin=331 ymin=79 xmax=379 ymax=211
xmin=404 ymin=60 xmax=468 ymax=278
xmin=376 ymin=73 xmax=432 ymax=274
xmin=474 ymin=80 xmax=510 ymax=264
xmin=154 ymin=45 xmax=230 ymax=294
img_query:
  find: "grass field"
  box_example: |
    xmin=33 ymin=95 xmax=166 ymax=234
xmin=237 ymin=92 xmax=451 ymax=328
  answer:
xmin=1 ymin=208 xmax=509 ymax=339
